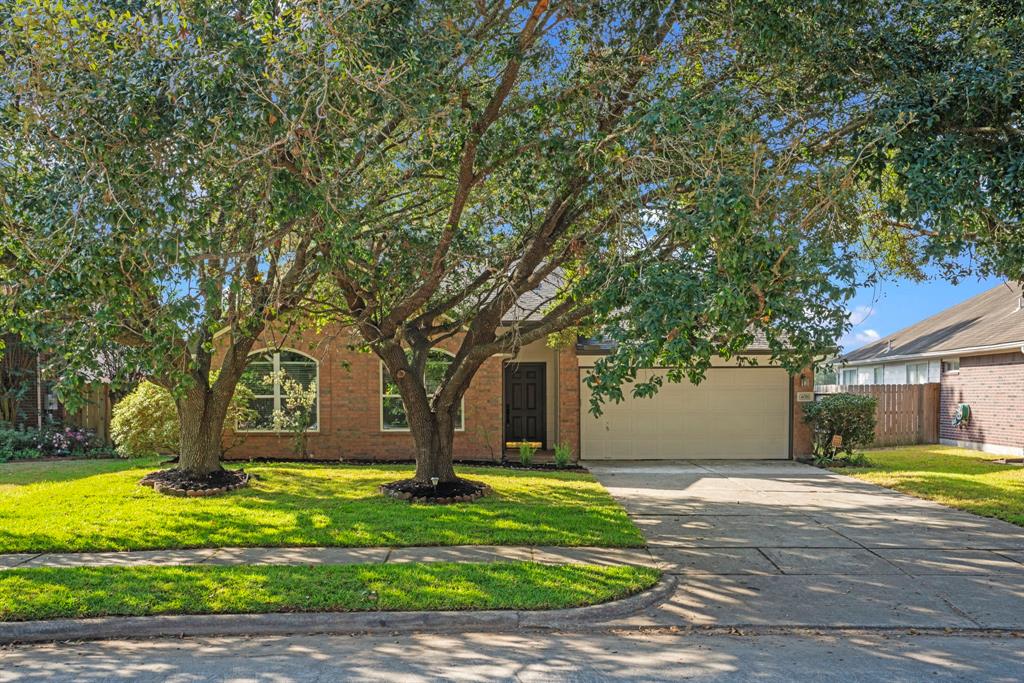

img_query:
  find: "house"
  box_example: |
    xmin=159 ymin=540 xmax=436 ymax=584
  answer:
xmin=223 ymin=314 xmax=815 ymax=463
xmin=0 ymin=333 xmax=44 ymax=429
xmin=0 ymin=333 xmax=113 ymax=441
xmin=840 ymin=283 xmax=1024 ymax=456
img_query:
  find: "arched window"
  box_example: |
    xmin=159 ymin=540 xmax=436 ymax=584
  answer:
xmin=238 ymin=350 xmax=319 ymax=432
xmin=381 ymin=350 xmax=464 ymax=431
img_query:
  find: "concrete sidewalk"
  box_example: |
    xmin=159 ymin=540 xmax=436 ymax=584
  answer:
xmin=0 ymin=544 xmax=657 ymax=570
xmin=590 ymin=460 xmax=1024 ymax=630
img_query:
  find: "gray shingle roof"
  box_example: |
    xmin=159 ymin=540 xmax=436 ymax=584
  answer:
xmin=842 ymin=282 xmax=1024 ymax=364
xmin=502 ymin=272 xmax=564 ymax=324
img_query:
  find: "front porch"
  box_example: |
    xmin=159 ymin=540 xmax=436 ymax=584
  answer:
xmin=503 ymin=339 xmax=580 ymax=461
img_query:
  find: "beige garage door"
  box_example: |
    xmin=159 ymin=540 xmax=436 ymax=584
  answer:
xmin=580 ymin=368 xmax=790 ymax=460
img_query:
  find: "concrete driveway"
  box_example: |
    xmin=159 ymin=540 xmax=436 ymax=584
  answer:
xmin=589 ymin=460 xmax=1024 ymax=629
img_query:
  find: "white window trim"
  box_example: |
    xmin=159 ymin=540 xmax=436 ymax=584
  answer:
xmin=941 ymin=357 xmax=961 ymax=374
xmin=380 ymin=350 xmax=465 ymax=433
xmin=905 ymin=361 xmax=930 ymax=385
xmin=236 ymin=348 xmax=321 ymax=434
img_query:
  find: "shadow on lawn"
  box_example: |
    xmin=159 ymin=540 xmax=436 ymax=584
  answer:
xmin=0 ymin=461 xmax=644 ymax=553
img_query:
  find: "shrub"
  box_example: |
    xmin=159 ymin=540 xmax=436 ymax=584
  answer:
xmin=110 ymin=381 xmax=179 ymax=457
xmin=518 ymin=442 xmax=537 ymax=466
xmin=0 ymin=425 xmax=110 ymax=462
xmin=0 ymin=427 xmax=39 ymax=462
xmin=111 ymin=380 xmax=254 ymax=457
xmin=553 ymin=443 xmax=573 ymax=468
xmin=802 ymin=393 xmax=877 ymax=461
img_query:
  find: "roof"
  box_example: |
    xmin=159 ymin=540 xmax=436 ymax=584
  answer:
xmin=502 ymin=272 xmax=564 ymax=325
xmin=842 ymin=282 xmax=1024 ymax=364
xmin=576 ymin=327 xmax=773 ymax=355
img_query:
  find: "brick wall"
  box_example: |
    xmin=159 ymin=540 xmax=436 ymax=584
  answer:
xmin=556 ymin=344 xmax=581 ymax=461
xmin=1 ymin=334 xmax=41 ymax=429
xmin=222 ymin=325 xmax=503 ymax=462
xmin=940 ymin=351 xmax=1024 ymax=451
xmin=791 ymin=366 xmax=814 ymax=457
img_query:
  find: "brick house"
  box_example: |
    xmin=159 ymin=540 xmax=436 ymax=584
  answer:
xmin=840 ymin=283 xmax=1024 ymax=456
xmin=1 ymin=333 xmax=43 ymax=429
xmin=223 ymin=318 xmax=814 ymax=463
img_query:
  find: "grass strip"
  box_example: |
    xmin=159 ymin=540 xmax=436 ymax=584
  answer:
xmin=839 ymin=445 xmax=1024 ymax=526
xmin=0 ymin=562 xmax=660 ymax=621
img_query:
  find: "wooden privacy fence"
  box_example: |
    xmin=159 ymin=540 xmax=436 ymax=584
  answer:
xmin=65 ymin=383 xmax=113 ymax=446
xmin=814 ymin=383 xmax=940 ymax=447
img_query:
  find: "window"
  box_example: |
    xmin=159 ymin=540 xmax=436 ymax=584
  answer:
xmin=906 ymin=362 xmax=930 ymax=384
xmin=873 ymin=367 xmax=884 ymax=385
xmin=238 ymin=350 xmax=318 ymax=431
xmin=942 ymin=358 xmax=960 ymax=373
xmin=381 ymin=350 xmax=464 ymax=431
xmin=841 ymin=369 xmax=858 ymax=385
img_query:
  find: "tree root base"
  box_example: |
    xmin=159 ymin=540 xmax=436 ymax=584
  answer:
xmin=140 ymin=468 xmax=250 ymax=497
xmin=379 ymin=478 xmax=491 ymax=504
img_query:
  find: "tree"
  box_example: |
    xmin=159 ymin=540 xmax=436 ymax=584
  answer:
xmin=300 ymin=0 xmax=874 ymax=487
xmin=315 ymin=0 xmax=1022 ymax=488
xmin=0 ymin=1 xmax=339 ymax=486
xmin=2 ymin=1 xmax=1017 ymax=493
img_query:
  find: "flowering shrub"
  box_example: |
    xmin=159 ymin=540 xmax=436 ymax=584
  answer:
xmin=0 ymin=425 xmax=108 ymax=462
xmin=38 ymin=426 xmax=96 ymax=456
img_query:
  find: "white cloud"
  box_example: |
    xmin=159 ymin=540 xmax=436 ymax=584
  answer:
xmin=839 ymin=327 xmax=880 ymax=351
xmin=835 ymin=303 xmax=881 ymax=351
xmin=854 ymin=328 xmax=880 ymax=344
xmin=847 ymin=304 xmax=875 ymax=326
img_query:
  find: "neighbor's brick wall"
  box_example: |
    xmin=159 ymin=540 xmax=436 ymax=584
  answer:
xmin=1 ymin=334 xmax=41 ymax=429
xmin=940 ymin=351 xmax=1024 ymax=450
xmin=557 ymin=345 xmax=581 ymax=461
xmin=221 ymin=325 xmax=504 ymax=462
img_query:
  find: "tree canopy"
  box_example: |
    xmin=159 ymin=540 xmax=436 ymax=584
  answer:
xmin=1 ymin=0 xmax=1020 ymax=485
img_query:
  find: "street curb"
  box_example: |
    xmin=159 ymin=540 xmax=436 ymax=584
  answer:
xmin=0 ymin=574 xmax=678 ymax=645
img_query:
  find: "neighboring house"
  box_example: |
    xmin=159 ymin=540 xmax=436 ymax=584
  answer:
xmin=0 ymin=333 xmax=44 ymax=429
xmin=222 ymin=300 xmax=815 ymax=462
xmin=0 ymin=333 xmax=113 ymax=441
xmin=840 ymin=283 xmax=1024 ymax=456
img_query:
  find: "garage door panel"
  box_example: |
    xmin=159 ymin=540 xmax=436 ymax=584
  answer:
xmin=581 ymin=368 xmax=789 ymax=460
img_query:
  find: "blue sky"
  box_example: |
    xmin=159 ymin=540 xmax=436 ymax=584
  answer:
xmin=840 ymin=272 xmax=1007 ymax=353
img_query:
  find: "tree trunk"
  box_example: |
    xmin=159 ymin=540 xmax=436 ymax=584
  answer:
xmin=409 ymin=408 xmax=459 ymax=483
xmin=174 ymin=384 xmax=232 ymax=476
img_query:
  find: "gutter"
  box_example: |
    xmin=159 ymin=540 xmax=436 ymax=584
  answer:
xmin=841 ymin=340 xmax=1024 ymax=366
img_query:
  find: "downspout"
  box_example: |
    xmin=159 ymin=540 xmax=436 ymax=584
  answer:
xmin=35 ymin=353 xmax=42 ymax=429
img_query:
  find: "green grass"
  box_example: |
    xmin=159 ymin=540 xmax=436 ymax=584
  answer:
xmin=838 ymin=445 xmax=1024 ymax=526
xmin=0 ymin=562 xmax=660 ymax=621
xmin=0 ymin=458 xmax=644 ymax=553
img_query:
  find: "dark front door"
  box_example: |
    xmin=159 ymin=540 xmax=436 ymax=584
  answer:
xmin=504 ymin=363 xmax=546 ymax=448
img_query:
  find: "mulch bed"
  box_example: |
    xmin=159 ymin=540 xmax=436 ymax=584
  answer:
xmin=227 ymin=455 xmax=588 ymax=472
xmin=140 ymin=468 xmax=250 ymax=497
xmin=379 ymin=477 xmax=491 ymax=504
xmin=498 ymin=460 xmax=588 ymax=472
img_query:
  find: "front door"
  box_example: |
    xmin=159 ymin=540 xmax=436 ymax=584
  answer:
xmin=504 ymin=363 xmax=546 ymax=448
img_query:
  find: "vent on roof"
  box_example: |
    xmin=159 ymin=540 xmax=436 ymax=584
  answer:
xmin=883 ymin=340 xmax=893 ymax=353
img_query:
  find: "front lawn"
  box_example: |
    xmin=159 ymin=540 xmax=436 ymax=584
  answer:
xmin=0 ymin=562 xmax=660 ymax=621
xmin=839 ymin=445 xmax=1024 ymax=526
xmin=0 ymin=458 xmax=645 ymax=552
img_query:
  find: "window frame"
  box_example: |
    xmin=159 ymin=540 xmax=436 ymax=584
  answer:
xmin=235 ymin=348 xmax=321 ymax=434
xmin=941 ymin=357 xmax=961 ymax=374
xmin=380 ymin=350 xmax=465 ymax=433
xmin=841 ymin=368 xmax=858 ymax=385
xmin=905 ymin=361 xmax=930 ymax=385
xmin=873 ymin=366 xmax=884 ymax=385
